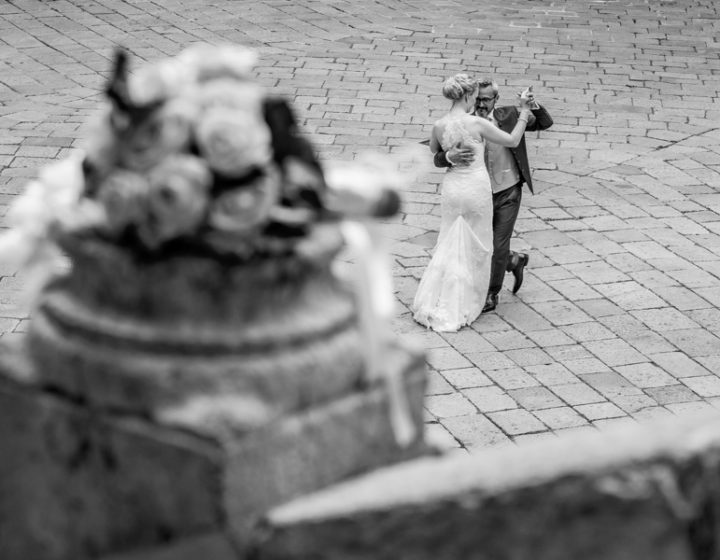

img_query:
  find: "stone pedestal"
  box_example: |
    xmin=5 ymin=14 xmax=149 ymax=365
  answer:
xmin=0 ymin=334 xmax=429 ymax=559
xmin=0 ymin=223 xmax=430 ymax=559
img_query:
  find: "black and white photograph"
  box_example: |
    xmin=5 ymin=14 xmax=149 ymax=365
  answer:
xmin=0 ymin=0 xmax=719 ymax=558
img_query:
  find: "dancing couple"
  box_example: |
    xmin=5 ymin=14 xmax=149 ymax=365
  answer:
xmin=412 ymin=74 xmax=553 ymax=332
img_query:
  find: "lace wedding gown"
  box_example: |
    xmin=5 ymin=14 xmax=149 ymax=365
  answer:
xmin=412 ymin=114 xmax=493 ymax=332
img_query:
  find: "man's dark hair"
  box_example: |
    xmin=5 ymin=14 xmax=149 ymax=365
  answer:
xmin=476 ymin=78 xmax=499 ymax=96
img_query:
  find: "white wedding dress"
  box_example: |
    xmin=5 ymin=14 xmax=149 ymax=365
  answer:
xmin=412 ymin=114 xmax=493 ymax=332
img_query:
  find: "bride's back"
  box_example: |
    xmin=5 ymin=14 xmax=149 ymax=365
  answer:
xmin=435 ymin=114 xmax=485 ymax=172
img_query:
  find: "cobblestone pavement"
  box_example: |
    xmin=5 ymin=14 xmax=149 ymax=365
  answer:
xmin=1 ymin=0 xmax=719 ymax=453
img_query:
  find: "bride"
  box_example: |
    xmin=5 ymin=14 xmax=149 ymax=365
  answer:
xmin=412 ymin=74 xmax=532 ymax=332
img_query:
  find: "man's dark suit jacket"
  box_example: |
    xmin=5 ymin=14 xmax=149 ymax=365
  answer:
xmin=433 ymin=104 xmax=553 ymax=194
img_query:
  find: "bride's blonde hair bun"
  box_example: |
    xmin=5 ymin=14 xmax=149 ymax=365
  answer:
xmin=442 ymin=73 xmax=476 ymax=101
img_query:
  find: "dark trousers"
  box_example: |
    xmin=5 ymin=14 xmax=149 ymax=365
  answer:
xmin=488 ymin=182 xmax=523 ymax=296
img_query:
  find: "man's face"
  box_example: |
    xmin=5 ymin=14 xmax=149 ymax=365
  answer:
xmin=475 ymin=86 xmax=498 ymax=117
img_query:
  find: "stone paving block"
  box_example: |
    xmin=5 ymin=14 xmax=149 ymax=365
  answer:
xmin=508 ymin=387 xmax=565 ymax=411
xmin=513 ymin=278 xmax=565 ymax=304
xmin=645 ymin=385 xmax=701 ymax=405
xmin=604 ymin=252 xmax=654 ymax=272
xmin=531 ymin=265 xmax=575 ymax=283
xmin=614 ymin=363 xmax=677 ymax=389
xmin=610 ymin=394 xmax=659 ymax=414
xmin=549 ymin=382 xmax=605 ymax=406
xmin=442 ymin=329 xmax=495 ymax=354
xmin=665 ymin=401 xmax=717 ymax=416
xmin=525 ymin=329 xmax=576 ymax=348
xmin=504 ymin=347 xmax=554 ymax=367
xmin=594 ymin=281 xmax=667 ymax=311
xmin=469 ymin=313 xmax=512 ymax=334
xmin=681 ymin=376 xmax=720 ymax=398
xmin=604 ymin=229 xmax=651 ymax=244
xmin=424 ymin=393 xmax=476 ymax=419
xmin=573 ymin=299 xmax=624 ymax=319
xmin=485 ymin=368 xmax=539 ymax=390
xmin=541 ymin=245 xmax=598 ymax=265
xmin=695 ymin=287 xmax=720 ymax=308
xmin=441 ymin=368 xmax=493 ymax=389
xmin=623 ymin=241 xmax=675 ymax=260
xmin=547 ymin=279 xmax=601 ymax=301
xmin=583 ymin=215 xmax=634 ymax=232
xmin=580 ymin=371 xmax=644 ymax=399
xmin=399 ymin=330 xmax=448 ymax=350
xmin=466 ymin=351 xmax=517 ymax=371
xmin=697 ymin=356 xmax=720 ymax=376
xmin=463 ymin=386 xmax=517 ymax=414
xmin=531 ymin=301 xmax=592 ymax=327
xmin=523 ymin=229 xmax=572 ymax=250
xmin=597 ymin=314 xmax=647 ymax=338
xmin=515 ymin=218 xmax=554 ymax=234
xmin=533 ymin=406 xmax=588 ymax=430
xmin=687 ymin=308 xmax=720 ymax=332
xmin=440 ymin=414 xmax=511 ymax=450
xmin=624 ymin=330 xmax=677 ymax=355
xmin=566 ymin=231 xmax=625 ymax=256
xmin=632 ymin=406 xmax=674 ymax=423
xmin=547 ymin=344 xmax=597 ymax=364
xmin=482 ymin=330 xmax=535 ymax=351
xmin=592 ymin=416 xmax=639 ymax=432
xmin=650 ymin=352 xmax=713 ymax=379
xmin=574 ymin=402 xmax=625 ymax=421
xmin=425 ymin=371 xmax=454 ymax=396
xmin=629 ymin=269 xmax=679 ymax=290
xmin=560 ymin=322 xmax=616 ymax=343
xmin=426 ymin=347 xmax=473 ymax=370
xmin=486 ymin=408 xmax=547 ymax=436
xmin=496 ymin=301 xmax=553 ymax=332
xmin=584 ymin=339 xmax=647 ymax=367
xmin=662 ymin=329 xmax=720 ymax=357
xmin=526 ymin=363 xmax=580 ymax=386
xmin=665 ymin=267 xmax=719 ymax=289
xmin=424 ymin=422 xmax=461 ymax=451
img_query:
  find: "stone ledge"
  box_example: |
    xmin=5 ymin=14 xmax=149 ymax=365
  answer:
xmin=251 ymin=412 xmax=720 ymax=559
xmin=0 ymin=335 xmax=430 ymax=559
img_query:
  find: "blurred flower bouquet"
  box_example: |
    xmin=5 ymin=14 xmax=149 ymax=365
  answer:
xmin=1 ymin=43 xmax=427 ymax=445
xmin=2 ymin=43 xmax=342 ymax=280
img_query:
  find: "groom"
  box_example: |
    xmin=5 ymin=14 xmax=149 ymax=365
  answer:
xmin=433 ymin=78 xmax=553 ymax=312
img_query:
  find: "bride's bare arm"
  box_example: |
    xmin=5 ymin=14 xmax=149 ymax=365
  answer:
xmin=471 ymin=109 xmax=532 ymax=148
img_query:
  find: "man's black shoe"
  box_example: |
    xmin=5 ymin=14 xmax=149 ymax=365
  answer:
xmin=511 ymin=253 xmax=529 ymax=294
xmin=482 ymin=293 xmax=498 ymax=313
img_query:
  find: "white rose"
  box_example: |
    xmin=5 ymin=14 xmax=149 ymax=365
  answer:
xmin=95 ymin=169 xmax=150 ymax=235
xmin=179 ymin=44 xmax=257 ymax=82
xmin=128 ymin=58 xmax=196 ymax=106
xmin=118 ymin=97 xmax=196 ymax=172
xmin=195 ymin=108 xmax=272 ymax=177
xmin=208 ymin=166 xmax=281 ymax=234
xmin=194 ymin=79 xmax=265 ymax=115
xmin=137 ymin=155 xmax=212 ymax=248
